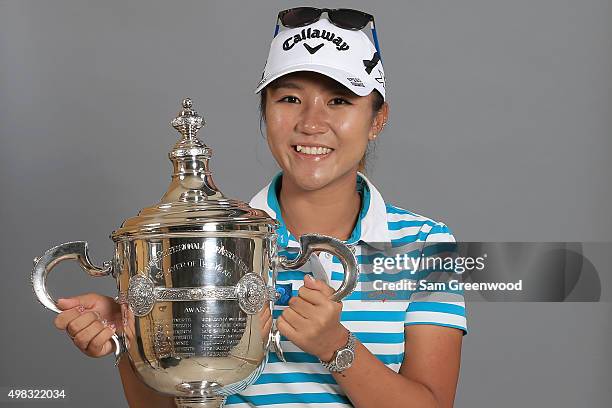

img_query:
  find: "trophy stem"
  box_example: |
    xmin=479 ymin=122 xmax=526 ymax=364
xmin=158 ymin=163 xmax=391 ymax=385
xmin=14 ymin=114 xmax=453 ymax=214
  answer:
xmin=174 ymin=396 xmax=227 ymax=408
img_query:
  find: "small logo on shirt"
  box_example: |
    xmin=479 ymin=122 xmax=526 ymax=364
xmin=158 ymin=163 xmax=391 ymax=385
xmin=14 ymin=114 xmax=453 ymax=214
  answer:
xmin=275 ymin=283 xmax=293 ymax=306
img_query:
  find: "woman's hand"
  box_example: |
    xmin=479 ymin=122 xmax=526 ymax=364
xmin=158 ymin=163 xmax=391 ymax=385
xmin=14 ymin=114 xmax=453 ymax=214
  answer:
xmin=53 ymin=293 xmax=122 ymax=358
xmin=277 ymin=274 xmax=349 ymax=362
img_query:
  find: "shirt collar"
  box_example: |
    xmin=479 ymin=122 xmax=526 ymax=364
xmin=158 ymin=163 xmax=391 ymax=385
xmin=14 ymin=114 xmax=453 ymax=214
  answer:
xmin=248 ymin=171 xmax=392 ymax=250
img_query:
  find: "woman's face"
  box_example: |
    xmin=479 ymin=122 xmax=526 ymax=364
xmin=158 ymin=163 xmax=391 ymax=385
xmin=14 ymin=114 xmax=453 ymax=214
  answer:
xmin=264 ymin=71 xmax=385 ymax=191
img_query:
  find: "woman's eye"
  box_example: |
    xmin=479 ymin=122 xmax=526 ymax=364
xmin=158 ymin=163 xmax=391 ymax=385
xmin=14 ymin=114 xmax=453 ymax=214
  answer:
xmin=279 ymin=96 xmax=300 ymax=103
xmin=330 ymin=97 xmax=350 ymax=105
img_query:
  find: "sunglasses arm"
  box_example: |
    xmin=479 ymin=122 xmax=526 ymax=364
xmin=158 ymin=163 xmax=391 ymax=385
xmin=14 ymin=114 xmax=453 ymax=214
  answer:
xmin=370 ymin=22 xmax=383 ymax=63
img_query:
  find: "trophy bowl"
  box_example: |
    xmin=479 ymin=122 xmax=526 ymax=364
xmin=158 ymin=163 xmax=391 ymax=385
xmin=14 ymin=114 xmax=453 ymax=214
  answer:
xmin=31 ymin=98 xmax=359 ymax=407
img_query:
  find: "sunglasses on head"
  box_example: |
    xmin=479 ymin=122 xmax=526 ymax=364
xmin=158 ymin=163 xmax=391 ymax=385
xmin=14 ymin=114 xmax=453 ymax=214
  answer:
xmin=274 ymin=7 xmax=383 ymax=62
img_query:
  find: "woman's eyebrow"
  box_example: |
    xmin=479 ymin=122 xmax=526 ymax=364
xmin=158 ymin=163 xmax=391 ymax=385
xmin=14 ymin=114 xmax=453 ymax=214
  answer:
xmin=273 ymin=81 xmax=302 ymax=90
xmin=272 ymin=80 xmax=353 ymax=96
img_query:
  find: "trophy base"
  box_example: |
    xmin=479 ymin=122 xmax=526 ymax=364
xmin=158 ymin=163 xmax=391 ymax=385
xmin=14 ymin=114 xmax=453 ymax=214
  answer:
xmin=174 ymin=396 xmax=227 ymax=408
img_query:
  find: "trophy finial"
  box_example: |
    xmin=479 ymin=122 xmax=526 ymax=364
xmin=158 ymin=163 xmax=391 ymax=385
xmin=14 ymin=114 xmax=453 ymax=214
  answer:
xmin=165 ymin=97 xmax=219 ymax=202
xmin=171 ymin=97 xmax=205 ymax=139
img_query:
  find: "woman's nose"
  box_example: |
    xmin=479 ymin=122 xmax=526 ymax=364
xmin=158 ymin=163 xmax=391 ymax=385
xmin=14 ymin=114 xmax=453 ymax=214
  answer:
xmin=296 ymin=100 xmax=329 ymax=135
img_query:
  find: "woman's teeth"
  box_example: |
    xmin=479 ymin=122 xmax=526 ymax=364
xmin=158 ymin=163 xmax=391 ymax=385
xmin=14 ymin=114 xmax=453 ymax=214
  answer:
xmin=295 ymin=145 xmax=332 ymax=155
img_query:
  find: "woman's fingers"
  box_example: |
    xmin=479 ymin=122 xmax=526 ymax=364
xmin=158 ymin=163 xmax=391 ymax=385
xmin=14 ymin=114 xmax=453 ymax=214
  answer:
xmin=296 ymin=285 xmax=329 ymax=305
xmin=53 ymin=306 xmax=84 ymax=330
xmin=86 ymin=325 xmax=117 ymax=357
xmin=58 ymin=294 xmax=120 ymax=323
xmin=261 ymin=314 xmax=273 ymax=339
xmin=53 ymin=294 xmax=121 ymax=359
xmin=259 ymin=306 xmax=271 ymax=322
xmin=280 ymin=306 xmax=306 ymax=327
xmin=276 ymin=314 xmax=298 ymax=340
xmin=288 ymin=296 xmax=316 ymax=318
xmin=72 ymin=318 xmax=108 ymax=353
xmin=66 ymin=311 xmax=101 ymax=338
xmin=264 ymin=315 xmax=272 ymax=331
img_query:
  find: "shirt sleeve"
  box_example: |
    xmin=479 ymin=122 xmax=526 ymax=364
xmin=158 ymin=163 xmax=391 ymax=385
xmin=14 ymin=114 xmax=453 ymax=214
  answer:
xmin=404 ymin=222 xmax=468 ymax=335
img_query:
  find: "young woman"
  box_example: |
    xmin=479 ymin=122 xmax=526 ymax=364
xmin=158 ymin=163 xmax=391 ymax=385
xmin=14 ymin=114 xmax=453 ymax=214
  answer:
xmin=53 ymin=8 xmax=467 ymax=408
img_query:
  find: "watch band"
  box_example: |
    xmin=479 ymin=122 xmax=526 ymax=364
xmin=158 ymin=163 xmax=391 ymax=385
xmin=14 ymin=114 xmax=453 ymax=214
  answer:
xmin=319 ymin=331 xmax=356 ymax=372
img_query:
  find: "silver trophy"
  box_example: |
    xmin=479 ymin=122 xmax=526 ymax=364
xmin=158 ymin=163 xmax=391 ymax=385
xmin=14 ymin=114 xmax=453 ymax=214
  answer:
xmin=31 ymin=98 xmax=359 ymax=407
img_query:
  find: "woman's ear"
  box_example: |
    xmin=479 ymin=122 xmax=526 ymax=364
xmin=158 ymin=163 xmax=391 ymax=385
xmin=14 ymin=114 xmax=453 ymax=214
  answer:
xmin=368 ymin=102 xmax=389 ymax=141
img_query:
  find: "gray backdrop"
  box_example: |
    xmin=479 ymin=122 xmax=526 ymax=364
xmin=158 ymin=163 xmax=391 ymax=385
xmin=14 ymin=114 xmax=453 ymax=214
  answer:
xmin=1 ymin=0 xmax=610 ymax=407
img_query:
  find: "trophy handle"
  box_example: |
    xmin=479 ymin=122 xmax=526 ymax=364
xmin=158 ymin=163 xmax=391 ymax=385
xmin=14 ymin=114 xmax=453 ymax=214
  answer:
xmin=270 ymin=234 xmax=360 ymax=362
xmin=31 ymin=241 xmax=126 ymax=366
xmin=277 ymin=234 xmax=359 ymax=302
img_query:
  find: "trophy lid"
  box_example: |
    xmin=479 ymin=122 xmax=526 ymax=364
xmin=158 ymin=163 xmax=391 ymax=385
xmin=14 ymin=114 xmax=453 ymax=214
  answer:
xmin=111 ymin=98 xmax=277 ymax=239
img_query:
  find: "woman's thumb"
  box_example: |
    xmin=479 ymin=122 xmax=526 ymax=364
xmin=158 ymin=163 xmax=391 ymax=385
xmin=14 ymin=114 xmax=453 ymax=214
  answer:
xmin=56 ymin=297 xmax=81 ymax=310
xmin=304 ymin=274 xmax=322 ymax=289
xmin=303 ymin=274 xmax=334 ymax=296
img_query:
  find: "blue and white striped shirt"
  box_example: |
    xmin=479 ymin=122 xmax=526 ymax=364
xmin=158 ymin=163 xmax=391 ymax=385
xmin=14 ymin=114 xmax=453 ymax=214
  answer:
xmin=226 ymin=172 xmax=468 ymax=407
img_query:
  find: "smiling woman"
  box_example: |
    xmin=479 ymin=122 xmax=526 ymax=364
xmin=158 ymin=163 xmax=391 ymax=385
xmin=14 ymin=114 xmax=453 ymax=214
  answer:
xmin=235 ymin=8 xmax=467 ymax=408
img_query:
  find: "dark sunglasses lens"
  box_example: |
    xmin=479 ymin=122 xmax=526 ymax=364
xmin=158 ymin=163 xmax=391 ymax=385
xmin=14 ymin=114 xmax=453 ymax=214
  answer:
xmin=279 ymin=7 xmax=321 ymax=27
xmin=329 ymin=9 xmax=371 ymax=30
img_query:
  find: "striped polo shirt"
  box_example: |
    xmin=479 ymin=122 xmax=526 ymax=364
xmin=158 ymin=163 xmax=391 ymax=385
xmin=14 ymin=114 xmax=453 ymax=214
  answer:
xmin=225 ymin=171 xmax=468 ymax=407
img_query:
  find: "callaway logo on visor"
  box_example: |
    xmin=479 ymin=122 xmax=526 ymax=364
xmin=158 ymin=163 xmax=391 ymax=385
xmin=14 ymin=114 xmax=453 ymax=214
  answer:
xmin=283 ymin=27 xmax=350 ymax=51
xmin=363 ymin=52 xmax=380 ymax=75
xmin=304 ymin=43 xmax=324 ymax=54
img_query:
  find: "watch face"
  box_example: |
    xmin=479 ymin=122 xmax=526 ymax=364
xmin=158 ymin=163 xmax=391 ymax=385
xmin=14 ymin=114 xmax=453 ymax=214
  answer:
xmin=335 ymin=349 xmax=355 ymax=370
